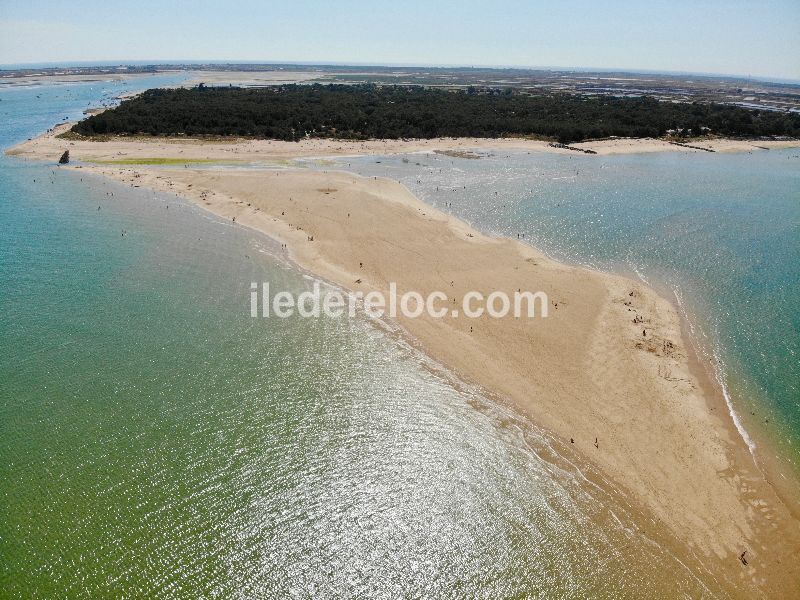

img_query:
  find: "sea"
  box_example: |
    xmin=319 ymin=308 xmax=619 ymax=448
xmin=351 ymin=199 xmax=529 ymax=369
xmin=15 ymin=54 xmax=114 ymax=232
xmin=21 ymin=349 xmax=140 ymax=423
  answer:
xmin=1 ymin=75 xmax=797 ymax=597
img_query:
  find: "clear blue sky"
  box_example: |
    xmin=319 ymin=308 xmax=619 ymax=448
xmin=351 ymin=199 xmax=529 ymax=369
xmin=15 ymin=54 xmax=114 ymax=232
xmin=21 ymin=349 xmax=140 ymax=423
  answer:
xmin=1 ymin=0 xmax=798 ymax=80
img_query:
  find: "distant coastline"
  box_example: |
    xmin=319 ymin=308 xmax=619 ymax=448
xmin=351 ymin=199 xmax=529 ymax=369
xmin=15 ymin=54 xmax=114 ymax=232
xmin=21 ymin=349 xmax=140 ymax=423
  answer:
xmin=3 ymin=63 xmax=800 ymax=117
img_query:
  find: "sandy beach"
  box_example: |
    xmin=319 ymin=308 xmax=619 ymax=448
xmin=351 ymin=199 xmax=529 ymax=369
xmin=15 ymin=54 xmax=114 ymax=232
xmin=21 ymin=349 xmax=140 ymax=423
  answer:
xmin=0 ymin=72 xmax=164 ymax=88
xmin=182 ymin=70 xmax=325 ymax=87
xmin=8 ymin=128 xmax=800 ymax=596
xmin=8 ymin=122 xmax=799 ymax=163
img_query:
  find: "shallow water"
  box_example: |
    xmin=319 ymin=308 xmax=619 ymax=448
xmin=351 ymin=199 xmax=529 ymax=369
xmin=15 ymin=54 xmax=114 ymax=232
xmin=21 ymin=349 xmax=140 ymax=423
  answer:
xmin=336 ymin=149 xmax=800 ymax=473
xmin=0 ymin=81 xmax=753 ymax=597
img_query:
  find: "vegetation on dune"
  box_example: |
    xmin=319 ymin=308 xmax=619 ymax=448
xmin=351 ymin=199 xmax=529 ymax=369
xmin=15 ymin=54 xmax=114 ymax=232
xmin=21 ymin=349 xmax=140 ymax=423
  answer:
xmin=72 ymin=84 xmax=800 ymax=144
xmin=90 ymin=158 xmax=223 ymax=165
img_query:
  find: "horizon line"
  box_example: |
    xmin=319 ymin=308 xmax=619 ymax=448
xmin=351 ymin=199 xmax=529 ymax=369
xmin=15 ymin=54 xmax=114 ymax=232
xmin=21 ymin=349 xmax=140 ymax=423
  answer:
xmin=2 ymin=59 xmax=799 ymax=86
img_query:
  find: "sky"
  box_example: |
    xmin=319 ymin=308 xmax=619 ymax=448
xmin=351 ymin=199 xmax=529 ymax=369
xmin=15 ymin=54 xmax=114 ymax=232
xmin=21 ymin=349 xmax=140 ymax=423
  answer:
xmin=1 ymin=0 xmax=799 ymax=81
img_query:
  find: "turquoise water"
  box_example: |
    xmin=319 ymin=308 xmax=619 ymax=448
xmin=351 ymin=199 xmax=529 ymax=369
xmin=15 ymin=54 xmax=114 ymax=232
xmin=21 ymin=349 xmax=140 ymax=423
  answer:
xmin=339 ymin=149 xmax=800 ymax=472
xmin=0 ymin=83 xmax=726 ymax=595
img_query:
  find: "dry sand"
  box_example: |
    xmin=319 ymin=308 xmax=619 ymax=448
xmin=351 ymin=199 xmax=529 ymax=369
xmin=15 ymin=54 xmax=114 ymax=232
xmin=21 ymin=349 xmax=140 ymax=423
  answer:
xmin=8 ymin=123 xmax=799 ymax=163
xmin=8 ymin=129 xmax=800 ymax=596
xmin=0 ymin=72 xmax=162 ymax=88
xmin=182 ymin=70 xmax=325 ymax=87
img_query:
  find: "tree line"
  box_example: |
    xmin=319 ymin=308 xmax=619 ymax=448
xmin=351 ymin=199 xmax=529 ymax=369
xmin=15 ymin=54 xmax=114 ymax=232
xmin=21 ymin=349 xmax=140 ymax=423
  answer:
xmin=72 ymin=84 xmax=800 ymax=144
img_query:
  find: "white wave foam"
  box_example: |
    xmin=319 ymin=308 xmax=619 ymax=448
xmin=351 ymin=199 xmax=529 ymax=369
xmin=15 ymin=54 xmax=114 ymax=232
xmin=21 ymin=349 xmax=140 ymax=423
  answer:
xmin=673 ymin=287 xmax=757 ymax=457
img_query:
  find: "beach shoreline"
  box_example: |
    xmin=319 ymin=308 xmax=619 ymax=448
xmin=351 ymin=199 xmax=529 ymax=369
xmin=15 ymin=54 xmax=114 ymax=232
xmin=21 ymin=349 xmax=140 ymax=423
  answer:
xmin=7 ymin=128 xmax=800 ymax=596
xmin=0 ymin=71 xmax=168 ymax=89
xmin=6 ymin=121 xmax=800 ymax=163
